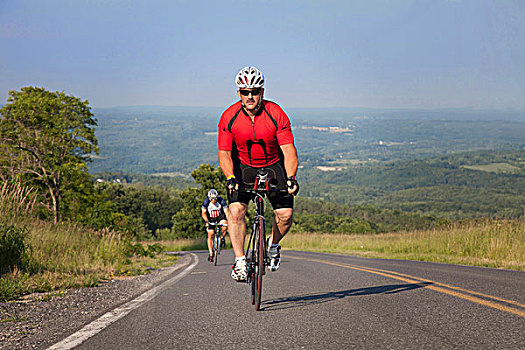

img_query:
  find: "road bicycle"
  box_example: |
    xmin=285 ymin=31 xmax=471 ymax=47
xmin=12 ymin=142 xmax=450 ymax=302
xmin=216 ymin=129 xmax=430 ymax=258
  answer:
xmin=207 ymin=222 xmax=226 ymax=266
xmin=241 ymin=169 xmax=287 ymax=311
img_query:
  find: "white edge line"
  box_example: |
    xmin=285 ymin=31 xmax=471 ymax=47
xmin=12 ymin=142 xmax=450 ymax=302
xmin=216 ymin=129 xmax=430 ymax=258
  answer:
xmin=46 ymin=253 xmax=198 ymax=350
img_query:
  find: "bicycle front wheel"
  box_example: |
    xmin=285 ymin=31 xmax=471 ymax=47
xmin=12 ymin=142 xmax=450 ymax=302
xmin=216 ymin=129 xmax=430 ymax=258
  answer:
xmin=254 ymin=219 xmax=265 ymax=311
xmin=249 ymin=226 xmax=257 ymax=305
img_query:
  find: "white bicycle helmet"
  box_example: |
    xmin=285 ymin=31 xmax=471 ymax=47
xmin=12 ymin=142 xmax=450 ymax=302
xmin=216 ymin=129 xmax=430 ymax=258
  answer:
xmin=235 ymin=66 xmax=264 ymax=89
xmin=207 ymin=189 xmax=218 ymax=200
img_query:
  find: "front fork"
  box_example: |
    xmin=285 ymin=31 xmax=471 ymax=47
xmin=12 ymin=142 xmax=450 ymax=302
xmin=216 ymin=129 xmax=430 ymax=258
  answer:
xmin=255 ymin=195 xmax=268 ymax=269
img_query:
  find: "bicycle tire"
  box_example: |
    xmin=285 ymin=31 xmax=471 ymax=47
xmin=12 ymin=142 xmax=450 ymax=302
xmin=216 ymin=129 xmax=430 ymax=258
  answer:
xmin=250 ymin=226 xmax=257 ymax=305
xmin=214 ymin=235 xmax=219 ymax=266
xmin=255 ymin=219 xmax=265 ymax=311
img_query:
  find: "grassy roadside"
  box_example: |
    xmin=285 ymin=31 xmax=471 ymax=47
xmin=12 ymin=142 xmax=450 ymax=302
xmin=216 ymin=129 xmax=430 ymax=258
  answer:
xmin=0 ymin=218 xmax=179 ymax=302
xmin=0 ymin=183 xmax=178 ymax=302
xmin=161 ymin=237 xmax=208 ymax=252
xmin=160 ymin=219 xmax=524 ymax=271
xmin=283 ymin=219 xmax=525 ymax=270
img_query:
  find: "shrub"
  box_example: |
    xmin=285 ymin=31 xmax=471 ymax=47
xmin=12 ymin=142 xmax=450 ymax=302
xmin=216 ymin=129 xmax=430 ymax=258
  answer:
xmin=125 ymin=242 xmax=165 ymax=258
xmin=0 ymin=223 xmax=32 ymax=275
xmin=0 ymin=275 xmax=24 ymax=301
xmin=147 ymin=243 xmax=165 ymax=255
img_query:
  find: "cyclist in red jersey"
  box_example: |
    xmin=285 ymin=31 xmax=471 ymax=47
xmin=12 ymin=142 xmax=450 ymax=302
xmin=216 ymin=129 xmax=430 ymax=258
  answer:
xmin=218 ymin=66 xmax=299 ymax=281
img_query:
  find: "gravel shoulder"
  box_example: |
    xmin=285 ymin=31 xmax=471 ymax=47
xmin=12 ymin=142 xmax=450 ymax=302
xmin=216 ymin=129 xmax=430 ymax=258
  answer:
xmin=0 ymin=252 xmax=190 ymax=350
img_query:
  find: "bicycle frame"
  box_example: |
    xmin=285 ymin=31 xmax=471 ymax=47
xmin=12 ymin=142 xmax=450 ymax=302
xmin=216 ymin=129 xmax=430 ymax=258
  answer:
xmin=245 ymin=191 xmax=269 ymax=273
xmin=242 ymin=168 xmax=285 ymax=310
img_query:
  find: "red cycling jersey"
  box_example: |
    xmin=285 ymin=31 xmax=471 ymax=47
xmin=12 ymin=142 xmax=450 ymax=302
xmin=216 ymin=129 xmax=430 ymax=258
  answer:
xmin=218 ymin=100 xmax=294 ymax=167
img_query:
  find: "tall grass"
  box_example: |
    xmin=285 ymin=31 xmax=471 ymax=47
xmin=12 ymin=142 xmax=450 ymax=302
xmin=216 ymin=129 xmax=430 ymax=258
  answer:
xmin=161 ymin=220 xmax=524 ymax=270
xmin=0 ymin=181 xmax=36 ymax=277
xmin=0 ymin=224 xmax=31 ymax=275
xmin=0 ymin=181 xmax=37 ymax=222
xmin=0 ymin=181 xmax=174 ymax=302
xmin=26 ymin=221 xmax=129 ymax=274
xmin=161 ymin=237 xmax=213 ymax=252
xmin=283 ymin=219 xmax=525 ymax=270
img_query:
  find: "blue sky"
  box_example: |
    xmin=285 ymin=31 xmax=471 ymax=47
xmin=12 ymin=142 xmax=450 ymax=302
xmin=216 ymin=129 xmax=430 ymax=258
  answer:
xmin=1 ymin=0 xmax=524 ymax=110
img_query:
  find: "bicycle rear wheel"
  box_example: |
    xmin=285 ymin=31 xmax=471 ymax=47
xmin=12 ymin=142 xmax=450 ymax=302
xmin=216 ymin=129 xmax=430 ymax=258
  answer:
xmin=254 ymin=219 xmax=265 ymax=311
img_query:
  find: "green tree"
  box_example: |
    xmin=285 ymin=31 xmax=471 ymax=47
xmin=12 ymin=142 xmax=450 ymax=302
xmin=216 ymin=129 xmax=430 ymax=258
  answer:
xmin=171 ymin=164 xmax=226 ymax=238
xmin=99 ymin=182 xmax=184 ymax=239
xmin=0 ymin=86 xmax=98 ymax=222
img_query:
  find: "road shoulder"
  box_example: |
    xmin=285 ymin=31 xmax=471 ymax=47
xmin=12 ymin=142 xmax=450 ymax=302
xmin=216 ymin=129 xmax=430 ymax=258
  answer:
xmin=0 ymin=252 xmax=191 ymax=350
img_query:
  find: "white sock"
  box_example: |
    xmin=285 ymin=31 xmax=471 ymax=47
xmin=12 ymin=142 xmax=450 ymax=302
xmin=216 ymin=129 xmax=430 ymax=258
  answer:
xmin=235 ymin=256 xmax=246 ymax=262
xmin=270 ymin=243 xmax=279 ymax=249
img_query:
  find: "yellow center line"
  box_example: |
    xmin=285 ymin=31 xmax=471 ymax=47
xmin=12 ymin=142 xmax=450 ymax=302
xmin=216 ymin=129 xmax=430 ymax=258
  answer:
xmin=288 ymin=255 xmax=525 ymax=318
xmin=354 ymin=264 xmax=525 ymax=309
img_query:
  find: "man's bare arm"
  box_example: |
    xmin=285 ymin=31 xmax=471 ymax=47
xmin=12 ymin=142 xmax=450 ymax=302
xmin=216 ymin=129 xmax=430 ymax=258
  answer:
xmin=280 ymin=143 xmax=299 ymax=195
xmin=219 ymin=150 xmax=238 ymax=192
xmin=218 ymin=150 xmax=234 ymax=178
xmin=280 ymin=143 xmax=298 ymax=178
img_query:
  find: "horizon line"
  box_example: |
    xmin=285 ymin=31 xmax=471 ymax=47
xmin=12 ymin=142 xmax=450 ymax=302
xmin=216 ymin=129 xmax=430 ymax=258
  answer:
xmin=92 ymin=104 xmax=525 ymax=113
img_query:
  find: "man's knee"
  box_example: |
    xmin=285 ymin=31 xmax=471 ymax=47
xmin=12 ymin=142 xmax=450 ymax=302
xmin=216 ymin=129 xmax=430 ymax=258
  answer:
xmin=229 ymin=204 xmax=247 ymax=224
xmin=274 ymin=209 xmax=293 ymax=226
xmin=220 ymin=220 xmax=228 ymax=233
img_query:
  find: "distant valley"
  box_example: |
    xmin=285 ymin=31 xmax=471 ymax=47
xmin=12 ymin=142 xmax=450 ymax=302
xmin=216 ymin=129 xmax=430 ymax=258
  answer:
xmin=90 ymin=106 xmax=525 ymax=219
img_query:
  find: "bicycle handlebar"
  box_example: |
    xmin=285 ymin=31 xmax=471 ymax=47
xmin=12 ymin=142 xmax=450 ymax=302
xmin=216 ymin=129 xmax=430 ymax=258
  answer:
xmin=233 ymin=168 xmax=291 ymax=196
xmin=237 ymin=188 xmax=289 ymax=194
xmin=206 ymin=222 xmax=227 ymax=227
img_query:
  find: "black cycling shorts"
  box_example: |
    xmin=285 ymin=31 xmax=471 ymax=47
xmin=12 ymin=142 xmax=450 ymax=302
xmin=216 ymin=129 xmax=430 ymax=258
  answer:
xmin=227 ymin=160 xmax=294 ymax=210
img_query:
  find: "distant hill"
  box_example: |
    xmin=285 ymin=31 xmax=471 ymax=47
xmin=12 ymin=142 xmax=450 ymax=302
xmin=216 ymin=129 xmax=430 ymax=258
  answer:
xmin=90 ymin=106 xmax=525 ymax=174
xmin=91 ymin=107 xmax=220 ymax=174
xmin=89 ymin=106 xmax=525 ymax=219
xmin=300 ymin=150 xmax=525 ymax=219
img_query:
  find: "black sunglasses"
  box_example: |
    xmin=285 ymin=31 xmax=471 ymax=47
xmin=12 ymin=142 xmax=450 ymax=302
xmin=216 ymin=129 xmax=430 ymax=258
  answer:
xmin=239 ymin=89 xmax=261 ymax=96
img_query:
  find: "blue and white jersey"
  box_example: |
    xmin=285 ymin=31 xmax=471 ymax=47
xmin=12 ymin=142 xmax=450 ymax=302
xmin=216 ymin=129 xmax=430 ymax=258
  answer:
xmin=202 ymin=196 xmax=228 ymax=220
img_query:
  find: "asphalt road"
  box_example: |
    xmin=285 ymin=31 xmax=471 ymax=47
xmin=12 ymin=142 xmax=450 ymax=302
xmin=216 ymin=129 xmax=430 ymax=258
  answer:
xmin=53 ymin=250 xmax=524 ymax=350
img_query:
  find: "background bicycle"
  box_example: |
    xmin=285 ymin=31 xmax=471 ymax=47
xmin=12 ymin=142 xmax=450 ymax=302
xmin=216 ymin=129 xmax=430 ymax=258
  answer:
xmin=207 ymin=222 xmax=227 ymax=266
